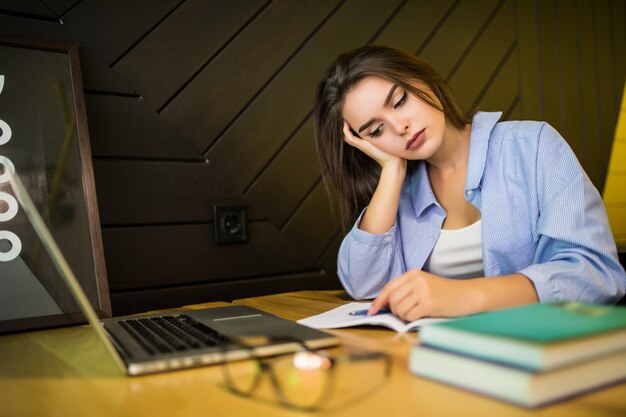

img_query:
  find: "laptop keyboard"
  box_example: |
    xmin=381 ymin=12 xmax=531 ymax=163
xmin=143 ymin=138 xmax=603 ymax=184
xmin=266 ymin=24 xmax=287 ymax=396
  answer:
xmin=118 ymin=315 xmax=232 ymax=355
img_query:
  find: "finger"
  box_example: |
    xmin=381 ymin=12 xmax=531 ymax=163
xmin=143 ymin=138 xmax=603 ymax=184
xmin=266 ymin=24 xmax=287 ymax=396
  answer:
xmin=369 ymin=275 xmax=409 ymax=314
xmin=391 ymin=287 xmax=419 ymax=319
xmin=404 ymin=302 xmax=430 ymax=322
xmin=402 ymin=303 xmax=429 ymax=321
xmin=343 ymin=123 xmax=378 ymax=156
xmin=342 ymin=121 xmax=359 ymax=143
xmin=384 ymin=270 xmax=422 ymax=318
xmin=368 ymin=292 xmax=389 ymax=315
xmin=388 ymin=280 xmax=413 ymax=315
xmin=369 ymin=285 xmax=395 ymax=314
xmin=342 ymin=121 xmax=397 ymax=167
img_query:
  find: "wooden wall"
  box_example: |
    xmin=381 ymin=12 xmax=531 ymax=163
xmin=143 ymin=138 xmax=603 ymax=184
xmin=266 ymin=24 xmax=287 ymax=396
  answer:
xmin=1 ymin=0 xmax=624 ymax=314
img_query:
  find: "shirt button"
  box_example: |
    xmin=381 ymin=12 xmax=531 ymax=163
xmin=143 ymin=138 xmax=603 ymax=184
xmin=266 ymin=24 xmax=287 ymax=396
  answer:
xmin=466 ymin=190 xmax=473 ymax=198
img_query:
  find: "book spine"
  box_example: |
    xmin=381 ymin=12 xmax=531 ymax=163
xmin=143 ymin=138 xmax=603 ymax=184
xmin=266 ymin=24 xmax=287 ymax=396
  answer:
xmin=419 ymin=325 xmax=543 ymax=370
xmin=409 ymin=344 xmax=626 ymax=407
xmin=409 ymin=345 xmax=534 ymax=406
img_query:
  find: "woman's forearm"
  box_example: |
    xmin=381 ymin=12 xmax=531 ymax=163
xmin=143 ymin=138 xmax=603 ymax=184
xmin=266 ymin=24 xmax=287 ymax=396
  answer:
xmin=359 ymin=160 xmax=406 ymax=234
xmin=466 ymin=274 xmax=539 ymax=314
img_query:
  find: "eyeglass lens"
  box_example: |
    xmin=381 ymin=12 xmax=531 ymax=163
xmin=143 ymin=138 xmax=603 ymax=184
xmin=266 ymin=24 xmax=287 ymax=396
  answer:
xmin=223 ymin=349 xmax=333 ymax=409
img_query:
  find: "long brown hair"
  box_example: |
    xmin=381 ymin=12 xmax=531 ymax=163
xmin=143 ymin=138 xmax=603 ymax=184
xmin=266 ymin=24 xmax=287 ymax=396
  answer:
xmin=313 ymin=45 xmax=471 ymax=232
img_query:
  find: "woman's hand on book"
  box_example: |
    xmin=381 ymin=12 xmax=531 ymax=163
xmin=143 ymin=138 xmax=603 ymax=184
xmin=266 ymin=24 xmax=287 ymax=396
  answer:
xmin=369 ymin=271 xmax=539 ymax=320
xmin=368 ymin=270 xmax=481 ymax=321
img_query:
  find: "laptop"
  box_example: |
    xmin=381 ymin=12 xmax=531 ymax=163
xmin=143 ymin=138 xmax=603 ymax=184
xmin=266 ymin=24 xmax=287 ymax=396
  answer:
xmin=8 ymin=173 xmax=340 ymax=376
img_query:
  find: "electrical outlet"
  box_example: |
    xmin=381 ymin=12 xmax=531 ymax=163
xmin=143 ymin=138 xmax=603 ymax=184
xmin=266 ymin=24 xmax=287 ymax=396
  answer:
xmin=213 ymin=205 xmax=247 ymax=244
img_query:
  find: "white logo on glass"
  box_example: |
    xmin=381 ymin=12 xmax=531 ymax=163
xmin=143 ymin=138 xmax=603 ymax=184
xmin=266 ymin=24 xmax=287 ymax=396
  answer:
xmin=0 ymin=74 xmax=22 ymax=261
xmin=0 ymin=155 xmax=15 ymax=184
xmin=0 ymin=231 xmax=21 ymax=262
xmin=0 ymin=119 xmax=11 ymax=146
xmin=0 ymin=192 xmax=18 ymax=222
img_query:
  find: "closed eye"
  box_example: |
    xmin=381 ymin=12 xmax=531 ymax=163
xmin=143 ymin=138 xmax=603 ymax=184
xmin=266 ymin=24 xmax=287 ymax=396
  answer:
xmin=368 ymin=124 xmax=383 ymax=138
xmin=393 ymin=91 xmax=407 ymax=109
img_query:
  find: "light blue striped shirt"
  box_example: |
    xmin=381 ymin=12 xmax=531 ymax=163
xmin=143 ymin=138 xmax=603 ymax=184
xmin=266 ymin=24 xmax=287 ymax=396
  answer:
xmin=338 ymin=112 xmax=626 ymax=303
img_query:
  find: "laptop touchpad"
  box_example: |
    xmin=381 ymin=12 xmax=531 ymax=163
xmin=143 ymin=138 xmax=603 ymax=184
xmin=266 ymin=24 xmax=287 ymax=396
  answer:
xmin=210 ymin=315 xmax=292 ymax=336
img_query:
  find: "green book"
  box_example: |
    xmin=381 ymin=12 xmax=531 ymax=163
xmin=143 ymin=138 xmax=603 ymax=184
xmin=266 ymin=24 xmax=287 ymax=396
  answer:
xmin=418 ymin=302 xmax=626 ymax=371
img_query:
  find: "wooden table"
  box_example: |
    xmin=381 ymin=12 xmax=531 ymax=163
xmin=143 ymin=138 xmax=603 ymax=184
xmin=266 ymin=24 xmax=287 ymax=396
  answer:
xmin=0 ymin=290 xmax=624 ymax=417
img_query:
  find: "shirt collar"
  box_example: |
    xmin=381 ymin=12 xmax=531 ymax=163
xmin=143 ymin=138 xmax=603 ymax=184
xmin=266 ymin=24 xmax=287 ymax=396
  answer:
xmin=410 ymin=111 xmax=502 ymax=216
xmin=410 ymin=161 xmax=436 ymax=216
xmin=466 ymin=111 xmax=502 ymax=190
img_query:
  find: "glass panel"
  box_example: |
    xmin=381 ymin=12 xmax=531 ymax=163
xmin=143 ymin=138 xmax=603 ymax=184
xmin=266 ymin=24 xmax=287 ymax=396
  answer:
xmin=0 ymin=43 xmax=100 ymax=328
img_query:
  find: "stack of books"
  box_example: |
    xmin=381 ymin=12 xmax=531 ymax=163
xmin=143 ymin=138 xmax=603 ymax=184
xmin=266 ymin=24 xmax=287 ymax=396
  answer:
xmin=410 ymin=302 xmax=626 ymax=407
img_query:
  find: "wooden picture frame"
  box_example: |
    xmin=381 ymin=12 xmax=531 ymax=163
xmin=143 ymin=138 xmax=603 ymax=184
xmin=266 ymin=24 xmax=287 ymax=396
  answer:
xmin=0 ymin=35 xmax=111 ymax=333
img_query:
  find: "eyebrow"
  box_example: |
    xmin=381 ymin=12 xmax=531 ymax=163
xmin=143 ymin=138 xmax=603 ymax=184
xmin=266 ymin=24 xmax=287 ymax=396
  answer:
xmin=358 ymin=84 xmax=399 ymax=133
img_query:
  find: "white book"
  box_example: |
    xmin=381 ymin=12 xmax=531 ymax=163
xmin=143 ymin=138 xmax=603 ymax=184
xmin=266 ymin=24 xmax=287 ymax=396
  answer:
xmin=410 ymin=344 xmax=626 ymax=407
xmin=297 ymin=302 xmax=449 ymax=333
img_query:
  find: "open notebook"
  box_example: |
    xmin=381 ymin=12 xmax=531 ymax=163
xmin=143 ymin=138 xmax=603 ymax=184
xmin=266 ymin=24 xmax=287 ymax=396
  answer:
xmin=8 ymin=173 xmax=339 ymax=375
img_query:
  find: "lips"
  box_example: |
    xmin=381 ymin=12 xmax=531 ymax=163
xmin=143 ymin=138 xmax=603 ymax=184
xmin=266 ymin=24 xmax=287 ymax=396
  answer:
xmin=406 ymin=128 xmax=426 ymax=150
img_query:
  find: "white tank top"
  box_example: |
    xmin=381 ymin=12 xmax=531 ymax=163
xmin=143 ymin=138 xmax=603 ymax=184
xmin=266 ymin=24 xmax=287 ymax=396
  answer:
xmin=424 ymin=220 xmax=484 ymax=279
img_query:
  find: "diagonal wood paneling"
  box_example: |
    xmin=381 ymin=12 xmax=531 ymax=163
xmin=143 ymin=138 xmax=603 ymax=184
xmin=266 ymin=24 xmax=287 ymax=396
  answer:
xmin=375 ymin=0 xmax=455 ymax=52
xmin=61 ymin=0 xmax=183 ymax=93
xmin=559 ymin=2 xmax=583 ymax=159
xmin=202 ymin=0 xmax=403 ymax=268
xmin=537 ymin=1 xmax=560 ymax=133
xmin=93 ymin=160 xmax=264 ymax=225
xmin=160 ymin=0 xmax=340 ymax=154
xmin=44 ymin=0 xmax=79 ymax=17
xmin=0 ymin=10 xmax=136 ymax=93
xmin=205 ymin=0 xmax=403 ymax=195
xmin=85 ymin=94 xmax=200 ymax=160
xmin=282 ymin=180 xmax=338 ymax=262
xmin=0 ymin=13 xmax=69 ymax=43
xmin=475 ymin=48 xmax=518 ymax=115
xmin=114 ymin=0 xmax=267 ymax=110
xmin=245 ymin=117 xmax=320 ymax=228
xmin=0 ymin=0 xmax=57 ymax=19
xmin=246 ymin=0 xmax=459 ymax=237
xmin=514 ymin=0 xmax=541 ymax=118
xmin=577 ymin=0 xmax=602 ymax=185
xmin=61 ymin=0 xmax=180 ymax=65
xmin=419 ymin=0 xmax=501 ymax=78
xmin=448 ymin=0 xmax=515 ymax=111
xmin=2 ymin=0 xmax=625 ymax=314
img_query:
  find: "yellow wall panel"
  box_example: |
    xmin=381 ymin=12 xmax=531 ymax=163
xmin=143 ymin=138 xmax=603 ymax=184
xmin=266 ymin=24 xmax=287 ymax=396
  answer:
xmin=602 ymin=83 xmax=626 ymax=249
xmin=603 ymin=174 xmax=626 ymax=204
xmin=606 ymin=206 xmax=626 ymax=240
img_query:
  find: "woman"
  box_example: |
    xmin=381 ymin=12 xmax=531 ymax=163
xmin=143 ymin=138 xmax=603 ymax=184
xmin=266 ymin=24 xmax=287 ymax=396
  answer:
xmin=313 ymin=45 xmax=625 ymax=321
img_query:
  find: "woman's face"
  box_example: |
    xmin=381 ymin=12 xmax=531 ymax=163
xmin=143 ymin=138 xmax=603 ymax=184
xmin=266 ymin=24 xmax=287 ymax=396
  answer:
xmin=342 ymin=76 xmax=446 ymax=160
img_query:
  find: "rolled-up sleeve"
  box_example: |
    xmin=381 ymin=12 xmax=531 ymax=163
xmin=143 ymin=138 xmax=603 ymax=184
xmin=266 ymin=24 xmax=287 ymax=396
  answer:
xmin=337 ymin=209 xmax=406 ymax=299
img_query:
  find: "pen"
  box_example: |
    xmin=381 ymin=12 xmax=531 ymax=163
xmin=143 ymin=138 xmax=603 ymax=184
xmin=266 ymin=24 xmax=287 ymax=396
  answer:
xmin=349 ymin=307 xmax=392 ymax=316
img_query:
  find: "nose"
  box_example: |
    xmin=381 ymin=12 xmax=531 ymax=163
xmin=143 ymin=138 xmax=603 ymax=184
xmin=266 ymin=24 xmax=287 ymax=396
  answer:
xmin=394 ymin=118 xmax=410 ymax=135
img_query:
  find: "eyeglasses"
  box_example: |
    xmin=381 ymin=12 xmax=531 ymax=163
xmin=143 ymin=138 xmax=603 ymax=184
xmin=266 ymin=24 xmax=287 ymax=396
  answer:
xmin=221 ymin=337 xmax=391 ymax=411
